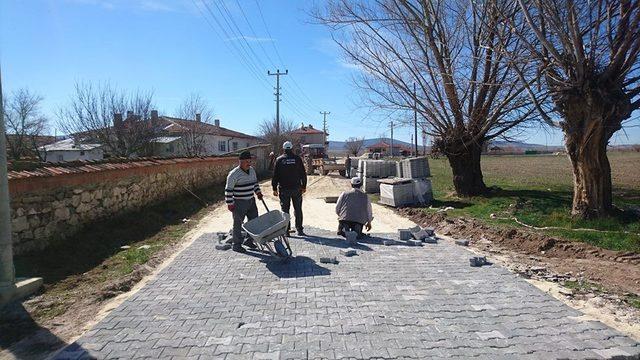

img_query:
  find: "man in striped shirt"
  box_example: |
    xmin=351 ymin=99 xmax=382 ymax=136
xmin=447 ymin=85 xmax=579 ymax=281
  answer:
xmin=225 ymin=151 xmax=263 ymax=253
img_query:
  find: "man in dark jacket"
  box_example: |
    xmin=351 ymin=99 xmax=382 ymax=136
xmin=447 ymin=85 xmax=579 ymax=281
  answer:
xmin=272 ymin=141 xmax=307 ymax=236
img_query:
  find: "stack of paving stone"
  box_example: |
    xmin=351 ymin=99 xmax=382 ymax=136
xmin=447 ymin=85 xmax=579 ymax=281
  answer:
xmin=397 ymin=226 xmax=437 ymax=245
xmin=357 ymin=160 xmax=397 ymax=193
xmin=397 ymin=157 xmax=433 ymax=205
xmin=378 ymin=178 xmax=415 ymax=207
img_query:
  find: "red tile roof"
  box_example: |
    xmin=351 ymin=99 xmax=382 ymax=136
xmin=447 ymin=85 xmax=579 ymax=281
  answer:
xmin=7 ymin=155 xmax=236 ymax=180
xmin=159 ymin=116 xmax=258 ymax=139
xmin=291 ymin=124 xmax=327 ymax=135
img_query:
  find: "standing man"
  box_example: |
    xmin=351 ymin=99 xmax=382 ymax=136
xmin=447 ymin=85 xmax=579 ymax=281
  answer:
xmin=272 ymin=141 xmax=307 ymax=236
xmin=226 ymin=151 xmax=262 ymax=253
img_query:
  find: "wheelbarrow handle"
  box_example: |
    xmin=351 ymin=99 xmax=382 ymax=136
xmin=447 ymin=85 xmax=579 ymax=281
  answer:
xmin=260 ymin=197 xmax=270 ymax=212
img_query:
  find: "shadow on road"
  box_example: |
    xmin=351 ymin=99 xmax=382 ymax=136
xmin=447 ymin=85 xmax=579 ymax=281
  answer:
xmin=0 ymin=301 xmax=68 ymax=360
xmin=244 ymin=250 xmax=332 ymax=278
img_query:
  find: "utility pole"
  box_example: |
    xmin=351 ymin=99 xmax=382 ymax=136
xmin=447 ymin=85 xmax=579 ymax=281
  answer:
xmin=0 ymin=67 xmax=14 ymax=293
xmin=268 ymin=69 xmax=288 ymax=136
xmin=422 ymin=127 xmax=427 ymax=156
xmin=390 ymin=121 xmax=394 ymax=157
xmin=320 ymin=111 xmax=330 ymax=149
xmin=413 ymin=82 xmax=418 ymax=156
xmin=0 ymin=67 xmax=42 ymax=305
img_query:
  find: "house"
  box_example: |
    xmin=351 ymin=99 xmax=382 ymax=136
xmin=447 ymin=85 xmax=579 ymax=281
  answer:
xmin=365 ymin=141 xmax=411 ymax=157
xmin=39 ymin=138 xmax=104 ymax=163
xmin=290 ymin=123 xmax=328 ymax=146
xmin=152 ymin=114 xmax=261 ymax=157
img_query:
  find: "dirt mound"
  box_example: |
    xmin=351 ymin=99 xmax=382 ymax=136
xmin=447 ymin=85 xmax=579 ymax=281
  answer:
xmin=401 ymin=208 xmax=640 ymax=294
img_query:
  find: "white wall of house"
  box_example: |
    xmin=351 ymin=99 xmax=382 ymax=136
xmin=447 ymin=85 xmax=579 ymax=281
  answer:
xmin=201 ymin=135 xmax=260 ymax=155
xmin=42 ymin=148 xmax=104 ymax=163
xmin=155 ymin=135 xmax=260 ymax=157
xmin=294 ymin=133 xmax=325 ymax=145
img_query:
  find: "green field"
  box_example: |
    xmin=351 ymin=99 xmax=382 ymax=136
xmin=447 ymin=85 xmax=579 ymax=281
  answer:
xmin=425 ymin=152 xmax=640 ymax=252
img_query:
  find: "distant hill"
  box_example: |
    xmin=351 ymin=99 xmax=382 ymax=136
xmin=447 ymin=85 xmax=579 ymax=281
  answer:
xmin=489 ymin=140 xmax=564 ymax=152
xmin=328 ymin=138 xmax=413 ymax=150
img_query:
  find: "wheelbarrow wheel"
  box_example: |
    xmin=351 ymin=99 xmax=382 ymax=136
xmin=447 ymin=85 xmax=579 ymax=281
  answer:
xmin=274 ymin=239 xmax=288 ymax=258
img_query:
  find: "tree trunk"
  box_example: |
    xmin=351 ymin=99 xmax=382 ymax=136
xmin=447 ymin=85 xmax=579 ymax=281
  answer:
xmin=564 ymin=120 xmax=613 ymax=219
xmin=446 ymin=143 xmax=487 ymax=197
xmin=554 ymin=77 xmax=630 ymax=219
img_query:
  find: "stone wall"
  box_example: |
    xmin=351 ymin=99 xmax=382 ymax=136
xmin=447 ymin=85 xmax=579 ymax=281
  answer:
xmin=8 ymin=148 xmax=269 ymax=255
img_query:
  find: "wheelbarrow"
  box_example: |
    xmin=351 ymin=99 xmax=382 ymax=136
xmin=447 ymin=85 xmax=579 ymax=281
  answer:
xmin=242 ymin=198 xmax=293 ymax=260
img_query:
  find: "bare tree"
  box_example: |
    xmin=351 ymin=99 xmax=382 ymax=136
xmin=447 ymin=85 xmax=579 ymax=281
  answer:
xmin=315 ymin=0 xmax=543 ymax=196
xmin=513 ymin=0 xmax=640 ymax=219
xmin=257 ymin=117 xmax=298 ymax=154
xmin=57 ymin=82 xmax=156 ymax=157
xmin=345 ymin=137 xmax=365 ymax=156
xmin=174 ymin=93 xmax=214 ymax=156
xmin=3 ymin=88 xmax=49 ymax=161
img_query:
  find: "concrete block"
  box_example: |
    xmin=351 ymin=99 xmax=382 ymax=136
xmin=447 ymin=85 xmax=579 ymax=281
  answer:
xmin=423 ymin=227 xmax=435 ymax=236
xmin=215 ymin=243 xmax=231 ymax=251
xmin=340 ymin=248 xmax=357 ymax=257
xmin=383 ymin=240 xmax=394 ymax=246
xmin=455 ymin=239 xmax=469 ymax=246
xmin=407 ymin=240 xmax=423 ymax=247
xmin=470 ymin=256 xmax=489 ymax=267
xmin=398 ymin=229 xmax=412 ymax=240
xmin=423 ymin=237 xmax=437 ymax=244
xmin=319 ymin=256 xmax=338 ymax=264
xmin=412 ymin=230 xmax=428 ymax=240
xmin=0 ymin=277 xmax=43 ymax=306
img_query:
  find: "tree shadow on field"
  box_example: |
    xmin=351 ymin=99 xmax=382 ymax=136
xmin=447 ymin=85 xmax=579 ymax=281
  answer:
xmin=485 ymin=188 xmax=639 ymax=225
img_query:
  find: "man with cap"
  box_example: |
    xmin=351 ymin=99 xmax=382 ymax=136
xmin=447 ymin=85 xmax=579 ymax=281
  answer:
xmin=272 ymin=141 xmax=307 ymax=236
xmin=225 ymin=151 xmax=263 ymax=253
xmin=335 ymin=177 xmax=373 ymax=240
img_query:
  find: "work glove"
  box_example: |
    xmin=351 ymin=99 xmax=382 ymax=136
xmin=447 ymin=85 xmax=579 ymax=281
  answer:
xmin=300 ymin=187 xmax=306 ymax=194
xmin=227 ymin=204 xmax=235 ymax=212
xmin=257 ymin=193 xmax=263 ymax=200
xmin=273 ymin=190 xmax=279 ymax=197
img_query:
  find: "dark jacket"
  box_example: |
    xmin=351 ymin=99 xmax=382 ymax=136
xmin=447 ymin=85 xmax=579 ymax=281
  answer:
xmin=272 ymin=152 xmax=307 ymax=191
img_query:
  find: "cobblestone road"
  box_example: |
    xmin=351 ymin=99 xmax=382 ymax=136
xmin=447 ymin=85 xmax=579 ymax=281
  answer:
xmin=54 ymin=228 xmax=640 ymax=359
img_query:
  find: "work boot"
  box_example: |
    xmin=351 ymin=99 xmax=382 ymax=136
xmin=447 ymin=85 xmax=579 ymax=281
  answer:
xmin=337 ymin=230 xmax=345 ymax=237
xmin=297 ymin=229 xmax=306 ymax=237
xmin=232 ymin=244 xmax=246 ymax=253
xmin=243 ymin=239 xmax=258 ymax=249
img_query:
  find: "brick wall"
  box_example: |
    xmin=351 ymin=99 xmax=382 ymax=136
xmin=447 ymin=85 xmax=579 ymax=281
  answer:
xmin=8 ymin=147 xmax=269 ymax=255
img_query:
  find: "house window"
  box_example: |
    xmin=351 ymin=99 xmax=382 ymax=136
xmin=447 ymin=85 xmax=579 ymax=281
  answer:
xmin=218 ymin=141 xmax=226 ymax=152
xmin=232 ymin=142 xmax=238 ymax=151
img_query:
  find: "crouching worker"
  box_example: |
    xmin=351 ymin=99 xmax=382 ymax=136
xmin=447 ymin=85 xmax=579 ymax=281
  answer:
xmin=226 ymin=151 xmax=263 ymax=253
xmin=336 ymin=177 xmax=373 ymax=240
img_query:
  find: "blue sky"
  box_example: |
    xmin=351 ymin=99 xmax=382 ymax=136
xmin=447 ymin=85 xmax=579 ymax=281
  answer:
xmin=1 ymin=0 xmax=638 ymax=146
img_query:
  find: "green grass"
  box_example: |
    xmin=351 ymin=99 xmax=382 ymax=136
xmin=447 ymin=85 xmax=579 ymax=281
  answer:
xmin=424 ymin=153 xmax=640 ymax=252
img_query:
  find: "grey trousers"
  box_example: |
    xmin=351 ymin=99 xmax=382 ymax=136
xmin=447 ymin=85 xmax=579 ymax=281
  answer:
xmin=232 ymin=198 xmax=258 ymax=245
